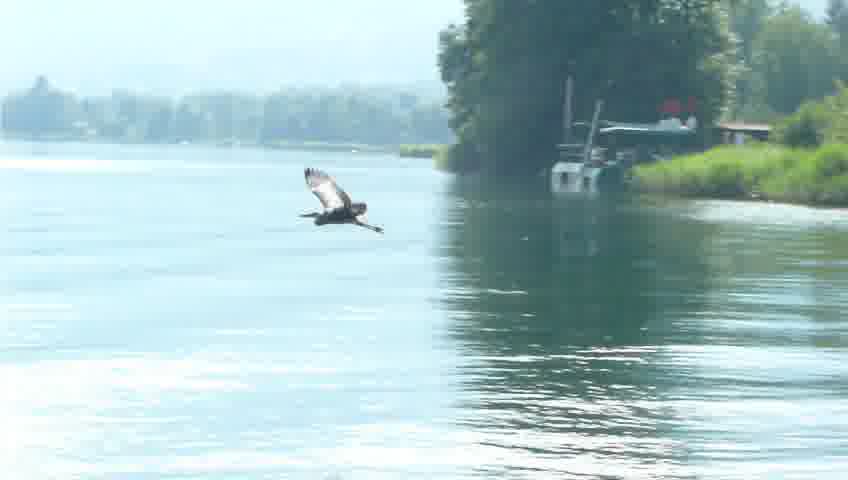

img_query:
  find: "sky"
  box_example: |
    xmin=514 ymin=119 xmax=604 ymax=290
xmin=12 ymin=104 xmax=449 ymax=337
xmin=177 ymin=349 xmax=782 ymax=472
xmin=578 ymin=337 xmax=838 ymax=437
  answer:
xmin=798 ymin=0 xmax=828 ymax=15
xmin=1 ymin=0 xmax=828 ymax=97
xmin=3 ymin=0 xmax=465 ymax=96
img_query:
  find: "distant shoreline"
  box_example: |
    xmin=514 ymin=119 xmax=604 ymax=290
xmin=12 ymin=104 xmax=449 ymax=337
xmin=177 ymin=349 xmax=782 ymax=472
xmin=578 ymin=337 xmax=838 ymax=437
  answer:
xmin=0 ymin=134 xmax=410 ymax=156
xmin=0 ymin=134 xmax=456 ymax=165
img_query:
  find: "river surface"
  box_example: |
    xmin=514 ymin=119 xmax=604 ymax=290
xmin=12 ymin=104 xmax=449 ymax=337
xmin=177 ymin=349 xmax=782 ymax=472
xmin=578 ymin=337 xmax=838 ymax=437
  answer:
xmin=1 ymin=140 xmax=847 ymax=479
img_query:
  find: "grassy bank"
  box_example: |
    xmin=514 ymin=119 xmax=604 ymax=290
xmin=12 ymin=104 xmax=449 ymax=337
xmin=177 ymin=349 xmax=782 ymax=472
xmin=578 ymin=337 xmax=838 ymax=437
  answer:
xmin=398 ymin=143 xmax=446 ymax=158
xmin=631 ymin=143 xmax=848 ymax=207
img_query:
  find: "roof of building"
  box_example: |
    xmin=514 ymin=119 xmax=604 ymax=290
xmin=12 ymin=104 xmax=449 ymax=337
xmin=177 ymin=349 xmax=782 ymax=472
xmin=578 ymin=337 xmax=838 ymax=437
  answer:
xmin=716 ymin=122 xmax=772 ymax=133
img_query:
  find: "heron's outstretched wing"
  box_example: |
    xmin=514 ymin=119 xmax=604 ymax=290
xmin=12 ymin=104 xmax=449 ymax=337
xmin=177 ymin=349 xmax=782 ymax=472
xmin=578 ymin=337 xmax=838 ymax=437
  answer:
xmin=304 ymin=168 xmax=352 ymax=210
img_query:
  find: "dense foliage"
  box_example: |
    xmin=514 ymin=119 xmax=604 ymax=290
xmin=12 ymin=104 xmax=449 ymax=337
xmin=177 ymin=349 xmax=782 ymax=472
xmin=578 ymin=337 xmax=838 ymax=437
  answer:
xmin=633 ymin=142 xmax=848 ymax=206
xmin=4 ymin=0 xmax=846 ymax=168
xmin=725 ymin=0 xmax=847 ymax=120
xmin=437 ymin=0 xmax=735 ymax=175
xmin=1 ymin=77 xmax=453 ymax=147
xmin=633 ymin=80 xmax=848 ymax=206
xmin=773 ymin=81 xmax=848 ymax=148
xmin=437 ymin=0 xmax=848 ymax=175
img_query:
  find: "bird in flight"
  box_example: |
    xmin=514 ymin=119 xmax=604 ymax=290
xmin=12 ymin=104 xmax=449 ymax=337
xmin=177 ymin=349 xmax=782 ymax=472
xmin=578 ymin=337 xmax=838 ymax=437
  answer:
xmin=299 ymin=167 xmax=384 ymax=234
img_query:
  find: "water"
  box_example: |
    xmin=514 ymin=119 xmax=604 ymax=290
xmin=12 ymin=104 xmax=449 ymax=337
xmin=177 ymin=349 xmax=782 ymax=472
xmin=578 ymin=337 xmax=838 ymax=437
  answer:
xmin=1 ymin=140 xmax=847 ymax=479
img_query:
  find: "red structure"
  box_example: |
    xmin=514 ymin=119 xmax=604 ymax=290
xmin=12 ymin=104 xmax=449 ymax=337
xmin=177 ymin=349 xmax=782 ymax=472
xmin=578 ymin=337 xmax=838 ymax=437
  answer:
xmin=659 ymin=98 xmax=682 ymax=116
xmin=659 ymin=96 xmax=698 ymax=116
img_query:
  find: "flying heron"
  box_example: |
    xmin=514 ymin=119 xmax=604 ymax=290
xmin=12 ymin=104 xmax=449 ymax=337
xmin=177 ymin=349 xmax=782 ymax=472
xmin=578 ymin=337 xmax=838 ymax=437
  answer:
xmin=299 ymin=167 xmax=384 ymax=234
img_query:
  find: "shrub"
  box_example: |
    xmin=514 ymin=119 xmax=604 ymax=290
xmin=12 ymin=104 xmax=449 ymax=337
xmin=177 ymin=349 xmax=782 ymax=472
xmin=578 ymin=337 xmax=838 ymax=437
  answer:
xmin=633 ymin=143 xmax=848 ymax=207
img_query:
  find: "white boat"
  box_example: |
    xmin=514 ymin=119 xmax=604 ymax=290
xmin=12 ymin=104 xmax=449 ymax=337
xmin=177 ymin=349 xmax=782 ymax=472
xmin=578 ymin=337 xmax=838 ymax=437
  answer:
xmin=549 ymin=77 xmax=697 ymax=197
xmin=550 ymin=146 xmax=609 ymax=196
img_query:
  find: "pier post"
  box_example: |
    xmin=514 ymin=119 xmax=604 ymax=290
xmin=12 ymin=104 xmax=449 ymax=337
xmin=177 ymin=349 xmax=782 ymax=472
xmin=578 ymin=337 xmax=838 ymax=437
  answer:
xmin=583 ymin=99 xmax=603 ymax=164
xmin=563 ymin=76 xmax=574 ymax=145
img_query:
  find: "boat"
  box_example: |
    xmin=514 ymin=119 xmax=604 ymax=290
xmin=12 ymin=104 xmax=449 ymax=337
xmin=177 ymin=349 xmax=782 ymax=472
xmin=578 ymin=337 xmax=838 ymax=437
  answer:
xmin=550 ymin=77 xmax=699 ymax=196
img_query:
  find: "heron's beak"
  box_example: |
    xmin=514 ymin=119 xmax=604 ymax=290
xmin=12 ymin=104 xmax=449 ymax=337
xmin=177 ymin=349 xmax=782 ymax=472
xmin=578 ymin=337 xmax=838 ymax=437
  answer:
xmin=299 ymin=212 xmax=319 ymax=218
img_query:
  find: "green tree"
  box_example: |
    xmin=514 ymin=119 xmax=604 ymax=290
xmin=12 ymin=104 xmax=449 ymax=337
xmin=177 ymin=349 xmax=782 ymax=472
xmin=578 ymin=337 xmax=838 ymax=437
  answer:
xmin=726 ymin=0 xmax=774 ymax=119
xmin=827 ymin=0 xmax=848 ymax=77
xmin=774 ymin=80 xmax=848 ymax=146
xmin=438 ymin=0 xmax=735 ymax=176
xmin=754 ymin=6 xmax=841 ymax=114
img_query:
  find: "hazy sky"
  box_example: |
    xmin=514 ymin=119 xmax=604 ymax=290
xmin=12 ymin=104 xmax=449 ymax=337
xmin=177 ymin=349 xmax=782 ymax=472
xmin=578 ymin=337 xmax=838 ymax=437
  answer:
xmin=797 ymin=0 xmax=828 ymax=16
xmin=4 ymin=0 xmax=465 ymax=96
xmin=3 ymin=0 xmax=828 ymax=97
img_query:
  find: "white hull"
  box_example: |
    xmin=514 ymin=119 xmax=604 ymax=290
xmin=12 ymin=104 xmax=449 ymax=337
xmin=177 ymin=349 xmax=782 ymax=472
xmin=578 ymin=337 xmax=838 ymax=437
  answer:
xmin=550 ymin=161 xmax=603 ymax=196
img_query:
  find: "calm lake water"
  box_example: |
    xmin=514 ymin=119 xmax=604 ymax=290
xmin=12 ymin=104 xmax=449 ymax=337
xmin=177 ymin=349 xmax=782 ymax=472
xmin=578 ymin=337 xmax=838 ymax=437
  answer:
xmin=1 ymin=140 xmax=847 ymax=480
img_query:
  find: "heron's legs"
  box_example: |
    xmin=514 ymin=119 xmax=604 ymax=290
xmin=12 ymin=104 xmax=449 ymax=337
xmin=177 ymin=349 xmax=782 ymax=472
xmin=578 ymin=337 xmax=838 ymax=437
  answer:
xmin=353 ymin=219 xmax=384 ymax=234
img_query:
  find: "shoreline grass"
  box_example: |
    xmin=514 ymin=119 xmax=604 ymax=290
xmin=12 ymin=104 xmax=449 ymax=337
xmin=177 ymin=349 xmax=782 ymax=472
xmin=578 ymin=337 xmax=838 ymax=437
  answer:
xmin=398 ymin=143 xmax=446 ymax=159
xmin=631 ymin=143 xmax=848 ymax=207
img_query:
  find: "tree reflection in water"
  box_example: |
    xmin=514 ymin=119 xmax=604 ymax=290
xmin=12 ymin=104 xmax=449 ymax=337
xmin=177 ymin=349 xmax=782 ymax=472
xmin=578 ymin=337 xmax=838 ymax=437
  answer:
xmin=436 ymin=176 xmax=714 ymax=479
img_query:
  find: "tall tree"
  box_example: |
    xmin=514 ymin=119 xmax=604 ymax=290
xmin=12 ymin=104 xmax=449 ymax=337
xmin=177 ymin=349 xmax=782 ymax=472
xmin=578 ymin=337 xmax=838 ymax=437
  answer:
xmin=438 ymin=0 xmax=735 ymax=176
xmin=827 ymin=0 xmax=848 ymax=76
xmin=754 ymin=6 xmax=841 ymax=114
xmin=726 ymin=0 xmax=774 ymax=118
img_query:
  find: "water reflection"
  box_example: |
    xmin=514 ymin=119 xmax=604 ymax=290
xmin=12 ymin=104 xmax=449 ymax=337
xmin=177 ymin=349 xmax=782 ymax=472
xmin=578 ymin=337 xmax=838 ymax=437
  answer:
xmin=436 ymin=178 xmax=715 ymax=479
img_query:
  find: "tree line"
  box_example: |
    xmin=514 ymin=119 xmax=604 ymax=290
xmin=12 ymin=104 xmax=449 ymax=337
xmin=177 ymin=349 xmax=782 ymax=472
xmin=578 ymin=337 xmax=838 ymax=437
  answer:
xmin=0 ymin=76 xmax=454 ymax=147
xmin=436 ymin=0 xmax=848 ymax=175
xmin=731 ymin=0 xmax=848 ymax=120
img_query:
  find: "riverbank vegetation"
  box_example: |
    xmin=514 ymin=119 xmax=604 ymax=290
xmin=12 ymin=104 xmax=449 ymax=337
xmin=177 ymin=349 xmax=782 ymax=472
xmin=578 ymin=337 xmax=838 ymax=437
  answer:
xmin=435 ymin=1 xmax=848 ymax=180
xmin=437 ymin=1 xmax=733 ymax=176
xmin=5 ymin=0 xmax=848 ymax=195
xmin=633 ymin=81 xmax=848 ymax=206
xmin=398 ymin=143 xmax=446 ymax=158
xmin=632 ymin=143 xmax=848 ymax=206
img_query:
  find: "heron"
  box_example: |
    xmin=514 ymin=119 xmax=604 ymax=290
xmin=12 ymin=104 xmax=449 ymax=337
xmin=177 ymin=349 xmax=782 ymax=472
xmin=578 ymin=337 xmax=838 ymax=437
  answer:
xmin=299 ymin=167 xmax=384 ymax=234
